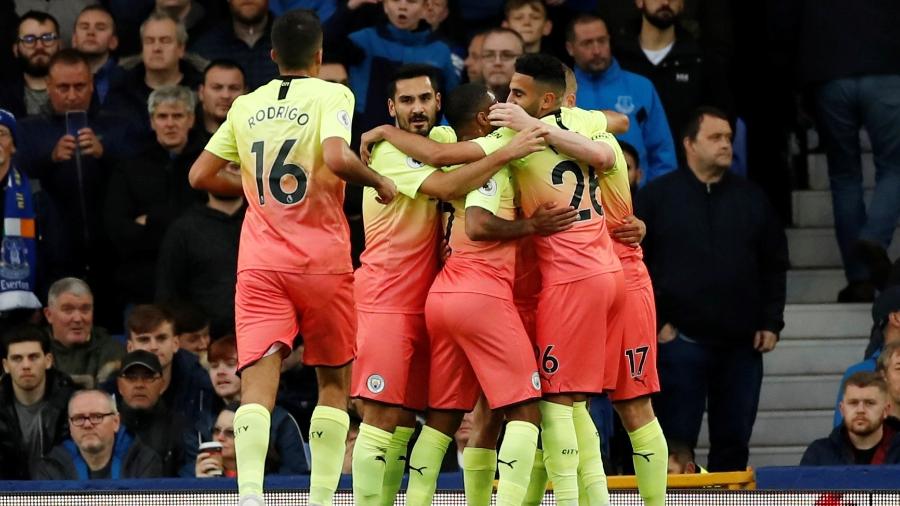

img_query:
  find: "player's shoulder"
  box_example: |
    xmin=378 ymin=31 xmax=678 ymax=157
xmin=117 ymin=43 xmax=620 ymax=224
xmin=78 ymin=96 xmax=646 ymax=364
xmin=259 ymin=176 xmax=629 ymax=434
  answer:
xmin=429 ymin=125 xmax=457 ymax=143
xmin=482 ymin=126 xmax=515 ymax=141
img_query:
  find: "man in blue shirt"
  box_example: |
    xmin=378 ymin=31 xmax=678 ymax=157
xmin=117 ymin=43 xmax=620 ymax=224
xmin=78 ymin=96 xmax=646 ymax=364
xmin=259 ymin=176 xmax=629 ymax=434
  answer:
xmin=565 ymin=13 xmax=676 ymax=185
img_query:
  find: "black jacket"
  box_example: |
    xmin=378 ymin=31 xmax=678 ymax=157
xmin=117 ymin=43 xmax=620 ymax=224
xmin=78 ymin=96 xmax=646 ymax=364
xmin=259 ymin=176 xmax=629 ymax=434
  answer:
xmin=0 ymin=369 xmax=76 ymax=479
xmin=801 ymin=417 xmax=900 ymax=465
xmin=104 ymin=135 xmax=207 ymax=304
xmin=118 ymin=400 xmax=188 ymax=477
xmin=156 ymin=203 xmax=244 ymax=336
xmin=634 ymin=167 xmax=788 ymax=345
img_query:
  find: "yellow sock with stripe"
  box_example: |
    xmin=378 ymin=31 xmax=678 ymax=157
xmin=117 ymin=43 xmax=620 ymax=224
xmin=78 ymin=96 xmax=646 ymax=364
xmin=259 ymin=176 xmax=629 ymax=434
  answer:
xmin=380 ymin=426 xmax=414 ymax=506
xmin=496 ymin=421 xmax=539 ymax=506
xmin=462 ymin=447 xmax=496 ymax=506
xmin=405 ymin=425 xmax=452 ymax=506
xmin=539 ymin=401 xmax=579 ymax=505
xmin=573 ymin=401 xmax=609 ymax=506
xmin=522 ymin=448 xmax=548 ymax=506
xmin=234 ymin=403 xmax=271 ymax=499
xmin=308 ymin=406 xmax=350 ymax=506
xmin=352 ymin=424 xmax=394 ymax=506
xmin=628 ymin=418 xmax=668 ymax=506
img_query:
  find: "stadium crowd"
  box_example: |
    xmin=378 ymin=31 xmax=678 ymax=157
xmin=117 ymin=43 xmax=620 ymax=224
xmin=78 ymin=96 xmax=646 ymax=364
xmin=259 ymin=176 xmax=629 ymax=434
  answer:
xmin=0 ymin=0 xmax=898 ymax=494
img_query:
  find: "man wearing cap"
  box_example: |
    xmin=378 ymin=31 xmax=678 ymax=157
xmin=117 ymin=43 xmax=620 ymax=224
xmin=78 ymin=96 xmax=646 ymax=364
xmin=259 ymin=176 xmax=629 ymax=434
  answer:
xmin=116 ymin=349 xmax=189 ymax=477
xmin=833 ymin=286 xmax=900 ymax=427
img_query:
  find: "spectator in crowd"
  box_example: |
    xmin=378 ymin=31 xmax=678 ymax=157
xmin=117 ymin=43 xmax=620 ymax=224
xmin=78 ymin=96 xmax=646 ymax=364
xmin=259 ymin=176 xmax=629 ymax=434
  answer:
xmin=794 ymin=0 xmax=900 ymax=302
xmin=104 ymin=85 xmax=206 ymax=306
xmin=833 ymin=286 xmax=900 ymax=426
xmin=636 ymin=107 xmax=788 ymax=471
xmin=269 ymin=0 xmax=338 ymax=24
xmin=194 ymin=59 xmax=246 ymax=138
xmin=615 ymin=0 xmax=732 ymax=151
xmin=331 ymin=0 xmax=461 ymax=144
xmin=44 ymin=278 xmax=124 ymax=390
xmin=32 ymin=389 xmax=163 ymax=479
xmin=71 ymin=5 xmax=123 ymax=105
xmin=115 ymin=349 xmax=188 ymax=476
xmin=566 ymin=13 xmax=676 ymax=185
xmin=191 ymin=0 xmax=277 ymax=91
xmin=156 ymin=0 xmax=215 ymax=44
xmin=15 ymin=1 xmax=96 ymax=48
xmin=156 ymin=186 xmax=244 ymax=339
xmin=0 ymin=109 xmax=42 ymax=319
xmin=463 ymin=30 xmax=487 ymax=84
xmin=118 ymin=304 xmax=215 ymax=424
xmin=0 ymin=11 xmax=61 ymax=118
xmin=191 ymin=336 xmax=308 ymax=477
xmin=196 ymin=404 xmax=240 ymax=477
xmin=667 ymin=439 xmax=703 ymax=474
xmin=319 ymin=59 xmax=350 ymax=87
xmin=878 ymin=342 xmax=900 ymax=420
xmin=0 ymin=324 xmax=75 ymax=480
xmin=107 ymin=11 xmax=203 ymax=138
xmin=17 ymin=50 xmax=138 ymax=323
xmin=169 ymin=303 xmax=211 ymax=367
xmin=480 ymin=28 xmax=524 ymax=101
xmin=621 ymin=139 xmax=641 ymax=195
xmin=502 ymin=0 xmax=552 ymax=56
xmin=802 ymin=372 xmax=900 ymax=465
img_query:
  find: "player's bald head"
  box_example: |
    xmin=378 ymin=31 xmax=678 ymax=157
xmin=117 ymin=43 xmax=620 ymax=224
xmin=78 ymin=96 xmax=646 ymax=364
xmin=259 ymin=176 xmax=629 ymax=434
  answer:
xmin=271 ymin=9 xmax=322 ymax=71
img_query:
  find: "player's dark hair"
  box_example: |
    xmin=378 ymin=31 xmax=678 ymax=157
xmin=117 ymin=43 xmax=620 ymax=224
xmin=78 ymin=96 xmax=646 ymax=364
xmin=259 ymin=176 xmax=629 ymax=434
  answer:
xmin=271 ymin=9 xmax=322 ymax=71
xmin=681 ymin=106 xmax=730 ymax=142
xmin=48 ymin=48 xmax=90 ymax=72
xmin=514 ymin=53 xmax=566 ymax=96
xmin=203 ymin=59 xmax=246 ymax=84
xmin=2 ymin=324 xmax=51 ymax=358
xmin=127 ymin=304 xmax=174 ymax=336
xmin=18 ymin=10 xmax=60 ymax=35
xmin=619 ymin=140 xmax=640 ymax=168
xmin=444 ymin=83 xmax=493 ymax=131
xmin=566 ymin=12 xmax=604 ymax=43
xmin=387 ymin=64 xmax=443 ymax=100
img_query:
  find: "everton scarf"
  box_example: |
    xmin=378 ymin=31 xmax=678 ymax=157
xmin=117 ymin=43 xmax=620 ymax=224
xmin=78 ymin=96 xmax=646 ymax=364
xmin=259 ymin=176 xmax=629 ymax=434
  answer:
xmin=0 ymin=165 xmax=40 ymax=311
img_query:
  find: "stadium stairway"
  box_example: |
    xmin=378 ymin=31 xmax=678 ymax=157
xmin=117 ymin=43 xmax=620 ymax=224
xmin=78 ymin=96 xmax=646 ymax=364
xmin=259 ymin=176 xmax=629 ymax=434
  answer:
xmin=695 ymin=147 xmax=900 ymax=467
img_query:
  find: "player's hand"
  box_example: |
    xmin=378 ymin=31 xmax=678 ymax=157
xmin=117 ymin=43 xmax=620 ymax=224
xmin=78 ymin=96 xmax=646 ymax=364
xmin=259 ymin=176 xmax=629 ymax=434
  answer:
xmin=503 ymin=124 xmax=549 ymax=160
xmin=77 ymin=128 xmax=104 ymax=158
xmin=360 ymin=126 xmax=386 ymax=166
xmin=531 ymin=202 xmax=578 ymax=236
xmin=374 ymin=175 xmax=397 ymax=205
xmin=135 ymin=214 xmax=148 ymax=226
xmin=195 ymin=452 xmax=224 ymax=478
xmin=52 ymin=135 xmax=77 ymax=162
xmin=488 ymin=102 xmax=541 ymax=132
xmin=439 ymin=238 xmax=452 ymax=263
xmin=611 ymin=215 xmax=646 ymax=245
xmin=658 ymin=323 xmax=677 ymax=344
xmin=753 ymin=330 xmax=778 ymax=353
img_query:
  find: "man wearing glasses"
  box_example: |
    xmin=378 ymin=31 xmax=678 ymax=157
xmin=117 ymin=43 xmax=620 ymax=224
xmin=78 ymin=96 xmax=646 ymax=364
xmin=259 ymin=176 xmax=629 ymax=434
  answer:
xmin=479 ymin=28 xmax=524 ymax=102
xmin=33 ymin=389 xmax=162 ymax=479
xmin=0 ymin=11 xmax=61 ymax=118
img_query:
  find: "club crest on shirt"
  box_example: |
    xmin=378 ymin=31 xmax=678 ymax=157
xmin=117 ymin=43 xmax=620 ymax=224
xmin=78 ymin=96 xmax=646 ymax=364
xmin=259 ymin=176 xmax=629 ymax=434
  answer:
xmin=406 ymin=157 xmax=425 ymax=169
xmin=531 ymin=371 xmax=541 ymax=391
xmin=615 ymin=95 xmax=635 ymax=115
xmin=478 ymin=178 xmax=498 ymax=196
xmin=367 ymin=374 xmax=385 ymax=394
xmin=337 ymin=110 xmax=351 ymax=130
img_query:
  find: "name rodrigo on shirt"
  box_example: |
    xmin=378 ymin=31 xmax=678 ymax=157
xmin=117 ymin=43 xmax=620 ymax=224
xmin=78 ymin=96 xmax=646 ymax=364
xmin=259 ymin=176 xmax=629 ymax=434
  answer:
xmin=247 ymin=105 xmax=310 ymax=128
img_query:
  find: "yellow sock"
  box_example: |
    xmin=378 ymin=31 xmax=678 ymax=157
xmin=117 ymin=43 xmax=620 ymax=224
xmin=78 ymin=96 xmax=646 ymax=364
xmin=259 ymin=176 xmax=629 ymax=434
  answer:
xmin=496 ymin=421 xmax=539 ymax=506
xmin=573 ymin=402 xmax=609 ymax=506
xmin=462 ymin=447 xmax=496 ymax=506
xmin=522 ymin=448 xmax=548 ymax=506
xmin=352 ymin=424 xmax=394 ymax=506
xmin=381 ymin=426 xmax=414 ymax=506
xmin=629 ymin=418 xmax=668 ymax=506
xmin=234 ymin=403 xmax=271 ymax=498
xmin=539 ymin=401 xmax=579 ymax=505
xmin=309 ymin=406 xmax=350 ymax=506
xmin=405 ymin=425 xmax=452 ymax=506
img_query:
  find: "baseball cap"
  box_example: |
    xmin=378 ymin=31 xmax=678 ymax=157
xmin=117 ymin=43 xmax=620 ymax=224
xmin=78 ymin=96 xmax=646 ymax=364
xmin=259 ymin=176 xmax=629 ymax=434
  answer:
xmin=873 ymin=286 xmax=900 ymax=329
xmin=0 ymin=109 xmax=17 ymax=145
xmin=120 ymin=350 xmax=163 ymax=375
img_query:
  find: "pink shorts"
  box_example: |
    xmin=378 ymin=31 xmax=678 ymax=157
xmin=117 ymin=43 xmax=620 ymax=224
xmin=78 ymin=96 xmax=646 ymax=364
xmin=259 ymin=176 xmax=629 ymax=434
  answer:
xmin=351 ymin=311 xmax=430 ymax=411
xmin=535 ymin=271 xmax=625 ymax=395
xmin=235 ymin=270 xmax=356 ymax=371
xmin=607 ymin=282 xmax=661 ymax=402
xmin=426 ymin=292 xmax=541 ymax=410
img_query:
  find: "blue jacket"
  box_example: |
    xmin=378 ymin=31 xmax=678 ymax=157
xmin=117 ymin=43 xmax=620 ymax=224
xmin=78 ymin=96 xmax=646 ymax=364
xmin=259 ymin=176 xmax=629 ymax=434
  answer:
xmin=833 ymin=353 xmax=880 ymax=427
xmin=573 ymin=59 xmax=677 ymax=185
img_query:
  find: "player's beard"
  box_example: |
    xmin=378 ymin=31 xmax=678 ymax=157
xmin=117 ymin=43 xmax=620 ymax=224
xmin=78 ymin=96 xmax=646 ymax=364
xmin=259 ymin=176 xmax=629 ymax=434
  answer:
xmin=643 ymin=7 xmax=679 ymax=30
xmin=19 ymin=52 xmax=50 ymax=78
xmin=400 ymin=113 xmax=433 ymax=136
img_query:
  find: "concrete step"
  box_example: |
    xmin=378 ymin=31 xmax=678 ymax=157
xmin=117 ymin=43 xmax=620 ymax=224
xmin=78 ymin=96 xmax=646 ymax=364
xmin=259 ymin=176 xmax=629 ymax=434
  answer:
xmin=787 ymin=227 xmax=900 ymax=268
xmin=782 ymin=303 xmax=871 ymax=339
xmin=696 ymin=445 xmax=807 ymax=468
xmin=786 ymin=269 xmax=846 ymax=304
xmin=698 ymin=410 xmax=832 ymax=448
xmin=759 ymin=375 xmax=842 ymax=411
xmin=791 ymin=190 xmax=896 ymax=228
xmin=764 ymin=337 xmax=866 ymax=375
xmin=807 ymin=153 xmax=875 ymax=191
